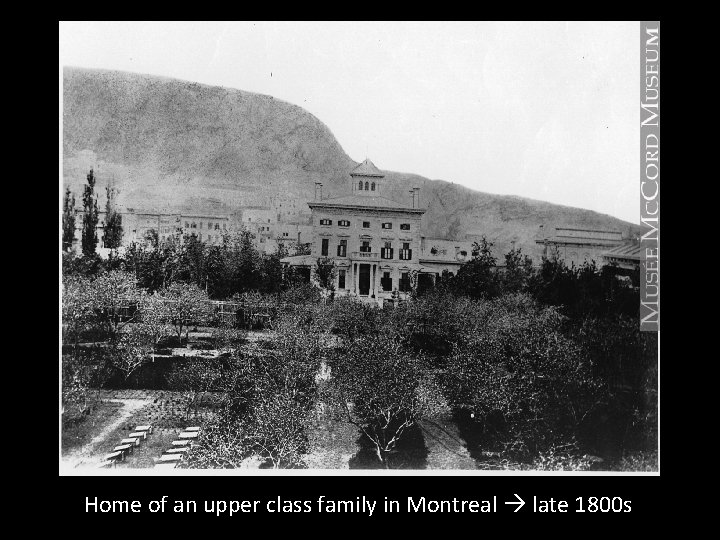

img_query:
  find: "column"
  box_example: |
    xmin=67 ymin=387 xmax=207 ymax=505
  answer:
xmin=354 ymin=263 xmax=359 ymax=294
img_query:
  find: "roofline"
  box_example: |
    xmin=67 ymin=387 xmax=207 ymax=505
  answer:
xmin=350 ymin=172 xmax=385 ymax=178
xmin=602 ymin=253 xmax=641 ymax=260
xmin=75 ymin=208 xmax=231 ymax=220
xmin=553 ymin=227 xmax=623 ymax=235
xmin=535 ymin=238 xmax=623 ymax=247
xmin=419 ymin=258 xmax=464 ymax=265
xmin=307 ymin=201 xmax=426 ymax=214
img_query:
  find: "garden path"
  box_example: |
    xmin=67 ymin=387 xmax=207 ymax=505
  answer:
xmin=62 ymin=398 xmax=148 ymax=470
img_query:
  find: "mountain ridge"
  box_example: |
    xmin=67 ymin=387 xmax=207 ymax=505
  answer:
xmin=63 ymin=66 xmax=640 ymax=260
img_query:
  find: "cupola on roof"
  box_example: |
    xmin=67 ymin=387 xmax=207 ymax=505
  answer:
xmin=350 ymin=158 xmax=384 ymax=178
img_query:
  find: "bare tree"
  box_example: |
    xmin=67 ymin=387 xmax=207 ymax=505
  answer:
xmin=159 ymin=282 xmax=213 ymax=343
xmin=328 ymin=335 xmax=443 ymax=466
xmin=247 ymin=390 xmax=309 ymax=468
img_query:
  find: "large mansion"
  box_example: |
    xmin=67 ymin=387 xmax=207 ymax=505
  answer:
xmin=281 ymin=159 xmax=473 ymax=303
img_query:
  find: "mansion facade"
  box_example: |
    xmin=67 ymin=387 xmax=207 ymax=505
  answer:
xmin=281 ymin=159 xmax=472 ymax=303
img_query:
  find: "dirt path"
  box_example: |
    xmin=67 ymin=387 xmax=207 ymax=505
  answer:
xmin=418 ymin=415 xmax=478 ymax=470
xmin=304 ymin=401 xmax=361 ymax=469
xmin=62 ymin=399 xmax=148 ymax=470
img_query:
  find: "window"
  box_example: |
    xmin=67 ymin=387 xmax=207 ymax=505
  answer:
xmin=400 ymin=223 xmax=410 ymax=231
xmin=185 ymin=222 xmax=189 ymax=228
xmin=223 ymin=224 xmax=227 ymax=230
xmin=381 ymin=241 xmax=393 ymax=259
xmin=338 ymin=220 xmax=350 ymax=227
xmin=400 ymin=242 xmax=412 ymax=260
xmin=321 ymin=238 xmax=329 ymax=256
xmin=191 ymin=222 xmax=197 ymax=229
xmin=364 ymin=181 xmax=369 ymax=190
xmin=337 ymin=239 xmax=347 ymax=257
xmin=382 ymin=222 xmax=392 ymax=230
xmin=320 ymin=219 xmax=332 ymax=226
xmin=200 ymin=222 xmax=203 ymax=229
xmin=338 ymin=269 xmax=346 ymax=289
xmin=400 ymin=272 xmax=411 ymax=292
xmin=215 ymin=224 xmax=220 ymax=230
xmin=362 ymin=221 xmax=371 ymax=228
xmin=360 ymin=241 xmax=371 ymax=253
xmin=358 ymin=180 xmax=363 ymax=190
xmin=381 ymin=271 xmax=392 ymax=292
xmin=371 ymin=182 xmax=376 ymax=191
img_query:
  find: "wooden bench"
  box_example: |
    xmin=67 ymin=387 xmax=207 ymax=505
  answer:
xmin=159 ymin=453 xmax=183 ymax=463
xmin=179 ymin=432 xmax=199 ymax=440
xmin=171 ymin=440 xmax=192 ymax=447
xmin=134 ymin=425 xmax=153 ymax=434
xmin=128 ymin=431 xmax=147 ymax=441
xmin=184 ymin=426 xmax=201 ymax=432
xmin=165 ymin=447 xmax=189 ymax=455
xmin=121 ymin=437 xmax=140 ymax=447
xmin=113 ymin=444 xmax=134 ymax=458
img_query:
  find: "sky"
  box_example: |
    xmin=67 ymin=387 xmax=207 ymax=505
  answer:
xmin=60 ymin=21 xmax=641 ymax=224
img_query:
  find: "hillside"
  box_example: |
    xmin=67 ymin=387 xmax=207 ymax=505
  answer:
xmin=63 ymin=67 xmax=640 ymax=260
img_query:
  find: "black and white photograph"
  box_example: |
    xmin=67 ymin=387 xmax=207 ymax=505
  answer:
xmin=59 ymin=21 xmax=660 ymax=474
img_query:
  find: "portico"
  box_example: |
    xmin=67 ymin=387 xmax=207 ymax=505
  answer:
xmin=350 ymin=261 xmax=382 ymax=297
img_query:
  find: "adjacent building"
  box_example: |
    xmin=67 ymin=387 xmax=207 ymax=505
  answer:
xmin=535 ymin=225 xmax=626 ymax=267
xmin=71 ymin=207 xmax=230 ymax=253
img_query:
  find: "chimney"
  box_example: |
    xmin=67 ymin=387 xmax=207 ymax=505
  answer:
xmin=414 ymin=187 xmax=420 ymax=208
xmin=314 ymin=182 xmax=323 ymax=200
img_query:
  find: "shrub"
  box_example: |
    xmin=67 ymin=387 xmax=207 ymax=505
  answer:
xmin=443 ymin=294 xmax=606 ymax=461
xmin=618 ymin=450 xmax=658 ymax=472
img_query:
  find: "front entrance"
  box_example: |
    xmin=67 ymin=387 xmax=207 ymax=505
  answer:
xmin=359 ymin=264 xmax=371 ymax=296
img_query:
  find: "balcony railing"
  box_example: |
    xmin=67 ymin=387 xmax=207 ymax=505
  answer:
xmin=351 ymin=251 xmax=379 ymax=260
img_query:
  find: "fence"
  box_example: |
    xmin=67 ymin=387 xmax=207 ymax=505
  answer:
xmin=83 ymin=298 xmax=315 ymax=330
xmin=211 ymin=301 xmax=312 ymax=329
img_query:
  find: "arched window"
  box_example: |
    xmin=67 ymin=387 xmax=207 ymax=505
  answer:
xmin=371 ymin=182 xmax=376 ymax=191
xmin=358 ymin=180 xmax=363 ymax=190
xmin=365 ymin=181 xmax=369 ymax=191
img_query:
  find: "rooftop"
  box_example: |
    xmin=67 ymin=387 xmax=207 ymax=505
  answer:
xmin=602 ymin=243 xmax=642 ymax=260
xmin=308 ymin=194 xmax=423 ymax=213
xmin=350 ymin=159 xmax=384 ymax=178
